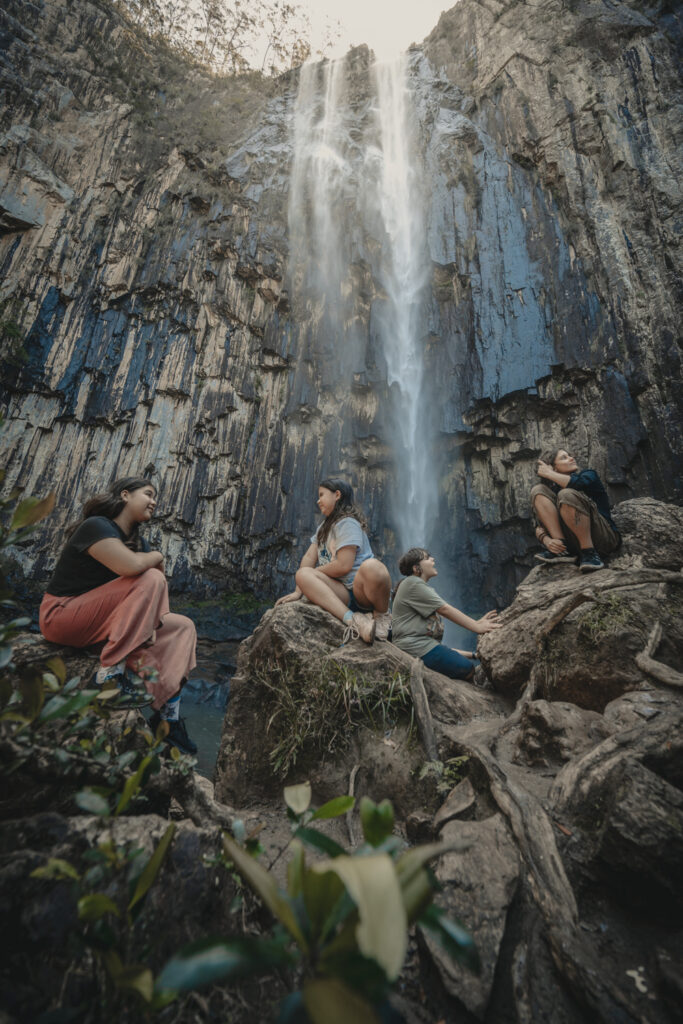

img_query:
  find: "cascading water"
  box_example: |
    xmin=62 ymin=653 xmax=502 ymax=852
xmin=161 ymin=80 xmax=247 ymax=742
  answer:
xmin=368 ymin=57 xmax=434 ymax=549
xmin=287 ymin=52 xmax=437 ymax=554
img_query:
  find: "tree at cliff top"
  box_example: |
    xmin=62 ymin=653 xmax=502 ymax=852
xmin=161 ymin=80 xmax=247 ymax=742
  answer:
xmin=119 ymin=0 xmax=338 ymax=73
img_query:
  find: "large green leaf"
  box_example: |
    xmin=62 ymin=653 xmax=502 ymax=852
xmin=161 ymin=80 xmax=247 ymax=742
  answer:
xmin=114 ymin=966 xmax=154 ymax=1003
xmin=312 ymin=854 xmax=407 ymax=981
xmin=103 ymin=950 xmax=154 ymax=1001
xmin=18 ymin=670 xmax=44 ymax=720
xmin=303 ymin=978 xmax=380 ymax=1024
xmin=294 ymin=826 xmax=345 ymax=858
xmin=284 ymin=782 xmax=312 ymax=815
xmin=116 ymin=754 xmax=154 ymax=816
xmin=128 ymin=823 xmax=176 ymax=912
xmin=286 ymin=839 xmax=305 ymax=899
xmin=222 ymin=834 xmax=308 ymax=951
xmin=30 ymin=857 xmax=80 ymax=881
xmin=359 ymin=798 xmax=394 ymax=847
xmin=75 ymin=788 xmax=111 ymax=816
xmin=44 ymin=656 xmax=66 ymax=684
xmin=310 ymin=795 xmax=355 ymax=821
xmin=10 ymin=492 xmax=55 ymax=529
xmin=301 ymin=866 xmax=346 ymax=943
xmin=419 ymin=904 xmax=480 ymax=973
xmin=39 ymin=690 xmax=98 ymax=723
xmin=10 ymin=492 xmax=56 ymax=530
xmin=398 ymin=866 xmax=434 ymax=924
xmin=77 ymin=893 xmax=120 ymax=922
xmin=157 ymin=935 xmax=293 ymax=993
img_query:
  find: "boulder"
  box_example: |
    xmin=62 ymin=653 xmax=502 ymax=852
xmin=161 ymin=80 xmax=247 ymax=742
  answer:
xmin=510 ymin=699 xmax=613 ymax=767
xmin=213 ymin=601 xmax=507 ymax=807
xmin=421 ymin=814 xmax=520 ymax=1020
xmin=478 ymin=499 xmax=683 ymax=710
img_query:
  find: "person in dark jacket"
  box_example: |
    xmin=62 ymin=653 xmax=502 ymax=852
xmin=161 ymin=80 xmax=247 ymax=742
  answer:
xmin=530 ymin=448 xmax=620 ymax=572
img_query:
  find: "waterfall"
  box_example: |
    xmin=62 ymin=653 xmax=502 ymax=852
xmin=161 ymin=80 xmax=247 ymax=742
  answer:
xmin=370 ymin=57 xmax=433 ymax=549
xmin=288 ymin=53 xmax=436 ymax=554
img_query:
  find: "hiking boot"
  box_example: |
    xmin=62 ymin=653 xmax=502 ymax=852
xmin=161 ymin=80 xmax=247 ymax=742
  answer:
xmin=342 ymin=612 xmax=376 ymax=645
xmin=534 ymin=550 xmax=576 ymax=565
xmin=373 ymin=611 xmax=392 ymax=641
xmin=579 ymin=549 xmax=604 ymax=573
xmin=148 ymin=712 xmax=198 ymax=755
xmin=94 ymin=663 xmax=153 ymax=709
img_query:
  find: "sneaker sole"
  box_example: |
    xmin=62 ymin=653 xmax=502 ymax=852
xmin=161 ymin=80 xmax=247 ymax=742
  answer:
xmin=534 ymin=554 xmax=577 ymax=564
xmin=579 ymin=563 xmax=604 ymax=573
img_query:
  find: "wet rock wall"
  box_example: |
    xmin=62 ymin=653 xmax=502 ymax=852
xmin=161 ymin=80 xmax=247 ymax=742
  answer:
xmin=0 ymin=0 xmax=681 ymax=607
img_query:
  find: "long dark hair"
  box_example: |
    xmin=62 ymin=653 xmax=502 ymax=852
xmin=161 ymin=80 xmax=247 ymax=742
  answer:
xmin=317 ymin=477 xmax=368 ymax=548
xmin=67 ymin=476 xmax=156 ymax=551
xmin=392 ymin=547 xmax=429 ymax=598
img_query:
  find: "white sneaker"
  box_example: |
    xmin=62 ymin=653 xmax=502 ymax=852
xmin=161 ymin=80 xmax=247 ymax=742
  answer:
xmin=373 ymin=611 xmax=392 ymax=641
xmin=94 ymin=661 xmax=125 ymax=686
xmin=342 ymin=612 xmax=376 ymax=645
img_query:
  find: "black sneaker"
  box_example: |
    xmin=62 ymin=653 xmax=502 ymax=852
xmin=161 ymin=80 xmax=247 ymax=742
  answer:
xmin=148 ymin=713 xmax=198 ymax=755
xmin=579 ymin=550 xmax=604 ymax=573
xmin=534 ymin=550 xmax=576 ymax=565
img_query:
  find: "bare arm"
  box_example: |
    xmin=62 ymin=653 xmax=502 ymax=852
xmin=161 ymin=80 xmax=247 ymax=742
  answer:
xmin=437 ymin=604 xmax=502 ymax=635
xmin=87 ymin=538 xmax=164 ymax=577
xmin=537 ymin=460 xmax=571 ymax=487
xmin=315 ymin=544 xmax=356 ymax=580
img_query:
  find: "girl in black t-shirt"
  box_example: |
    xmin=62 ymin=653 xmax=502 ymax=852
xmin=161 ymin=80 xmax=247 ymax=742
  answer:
xmin=39 ymin=477 xmax=197 ymax=754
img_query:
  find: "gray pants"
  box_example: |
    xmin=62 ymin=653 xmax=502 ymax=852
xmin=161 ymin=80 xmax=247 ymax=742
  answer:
xmin=531 ymin=484 xmax=620 ymax=556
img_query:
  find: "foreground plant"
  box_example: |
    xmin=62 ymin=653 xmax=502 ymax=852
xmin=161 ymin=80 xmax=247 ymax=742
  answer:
xmin=158 ymin=783 xmax=479 ymax=1022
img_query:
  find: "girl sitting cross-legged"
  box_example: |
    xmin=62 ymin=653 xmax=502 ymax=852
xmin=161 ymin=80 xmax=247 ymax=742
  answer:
xmin=391 ymin=548 xmax=501 ymax=680
xmin=275 ymin=478 xmax=392 ymax=644
xmin=39 ymin=476 xmax=198 ymax=755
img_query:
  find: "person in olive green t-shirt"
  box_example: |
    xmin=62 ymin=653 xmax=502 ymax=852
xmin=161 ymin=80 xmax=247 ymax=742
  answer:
xmin=391 ymin=548 xmax=502 ymax=680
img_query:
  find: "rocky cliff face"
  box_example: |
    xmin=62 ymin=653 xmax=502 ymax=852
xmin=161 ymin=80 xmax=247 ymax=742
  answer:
xmin=0 ymin=0 xmax=680 ymax=606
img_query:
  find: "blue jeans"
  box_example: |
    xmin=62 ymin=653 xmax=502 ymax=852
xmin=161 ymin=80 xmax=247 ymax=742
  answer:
xmin=421 ymin=644 xmax=476 ymax=680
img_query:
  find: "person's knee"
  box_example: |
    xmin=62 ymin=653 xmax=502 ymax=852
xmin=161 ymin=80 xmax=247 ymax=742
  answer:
xmin=530 ymin=484 xmax=550 ymax=502
xmin=139 ymin=567 xmax=166 ymax=591
xmin=295 ymin=566 xmax=314 ymax=587
xmin=557 ymin=491 xmax=585 ymax=519
xmin=361 ymin=559 xmax=390 ymax=585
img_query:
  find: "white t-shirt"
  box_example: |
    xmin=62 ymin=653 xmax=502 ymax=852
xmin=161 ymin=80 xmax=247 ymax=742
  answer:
xmin=311 ymin=516 xmax=374 ymax=588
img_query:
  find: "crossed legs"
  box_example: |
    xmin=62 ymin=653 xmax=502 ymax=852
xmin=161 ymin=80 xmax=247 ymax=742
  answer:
xmin=295 ymin=558 xmax=391 ymax=623
xmin=532 ymin=485 xmax=596 ymax=554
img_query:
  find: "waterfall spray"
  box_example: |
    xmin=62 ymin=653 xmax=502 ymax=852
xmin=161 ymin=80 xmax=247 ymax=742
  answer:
xmin=288 ymin=53 xmax=436 ymax=554
xmin=370 ymin=56 xmax=434 ymax=549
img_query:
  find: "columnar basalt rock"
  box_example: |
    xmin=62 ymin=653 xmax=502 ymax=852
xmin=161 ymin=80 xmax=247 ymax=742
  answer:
xmin=0 ymin=0 xmax=680 ymax=611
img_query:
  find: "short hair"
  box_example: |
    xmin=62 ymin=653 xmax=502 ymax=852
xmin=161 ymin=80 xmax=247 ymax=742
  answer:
xmin=398 ymin=547 xmax=429 ymax=577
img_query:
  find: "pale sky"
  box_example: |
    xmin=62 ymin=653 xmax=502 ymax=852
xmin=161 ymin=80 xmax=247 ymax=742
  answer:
xmin=304 ymin=0 xmax=453 ymax=61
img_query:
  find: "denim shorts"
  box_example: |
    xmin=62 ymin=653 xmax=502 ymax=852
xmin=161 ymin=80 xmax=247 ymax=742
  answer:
xmin=421 ymin=644 xmax=477 ymax=680
xmin=347 ymin=587 xmax=372 ymax=614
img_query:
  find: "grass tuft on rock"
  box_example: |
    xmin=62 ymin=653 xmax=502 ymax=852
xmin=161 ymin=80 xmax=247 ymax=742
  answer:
xmin=258 ymin=661 xmax=413 ymax=776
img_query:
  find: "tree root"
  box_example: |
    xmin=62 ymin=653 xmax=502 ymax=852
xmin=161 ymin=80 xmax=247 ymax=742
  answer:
xmin=635 ymin=622 xmax=683 ymax=689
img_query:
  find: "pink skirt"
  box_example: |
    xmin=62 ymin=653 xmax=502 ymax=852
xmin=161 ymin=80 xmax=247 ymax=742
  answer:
xmin=39 ymin=568 xmax=196 ymax=709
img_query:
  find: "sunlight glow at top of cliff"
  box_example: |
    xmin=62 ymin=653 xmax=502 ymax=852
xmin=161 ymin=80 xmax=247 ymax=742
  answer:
xmin=306 ymin=0 xmax=451 ymax=62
